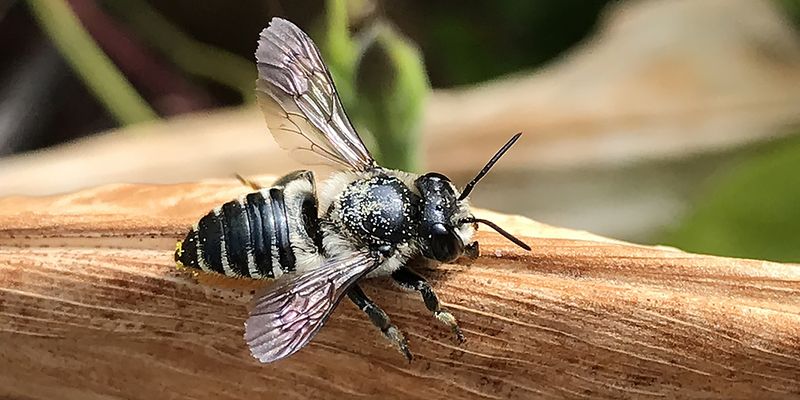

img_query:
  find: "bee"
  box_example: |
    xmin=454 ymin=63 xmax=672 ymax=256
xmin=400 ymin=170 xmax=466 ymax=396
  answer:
xmin=174 ymin=17 xmax=530 ymax=363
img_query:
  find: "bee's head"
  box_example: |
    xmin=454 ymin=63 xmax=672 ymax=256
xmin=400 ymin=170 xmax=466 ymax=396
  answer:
xmin=415 ymin=133 xmax=530 ymax=263
xmin=415 ymin=172 xmax=469 ymax=263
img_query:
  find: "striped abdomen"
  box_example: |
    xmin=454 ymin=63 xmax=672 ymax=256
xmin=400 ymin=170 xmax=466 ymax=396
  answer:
xmin=175 ymin=171 xmax=321 ymax=279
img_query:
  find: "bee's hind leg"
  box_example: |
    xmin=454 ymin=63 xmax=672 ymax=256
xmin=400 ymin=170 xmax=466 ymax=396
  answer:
xmin=235 ymin=173 xmax=263 ymax=190
xmin=347 ymin=284 xmax=413 ymax=362
xmin=392 ymin=265 xmax=465 ymax=344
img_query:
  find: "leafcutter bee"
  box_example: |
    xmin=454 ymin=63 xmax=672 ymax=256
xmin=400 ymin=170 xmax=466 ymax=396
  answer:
xmin=174 ymin=18 xmax=530 ymax=363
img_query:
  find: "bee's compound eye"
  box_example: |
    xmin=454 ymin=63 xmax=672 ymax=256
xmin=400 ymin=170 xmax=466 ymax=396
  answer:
xmin=429 ymin=223 xmax=463 ymax=263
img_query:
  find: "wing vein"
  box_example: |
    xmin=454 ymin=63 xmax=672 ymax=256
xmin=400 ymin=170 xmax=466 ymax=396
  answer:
xmin=244 ymin=253 xmax=380 ymax=363
xmin=255 ymin=18 xmax=375 ymax=171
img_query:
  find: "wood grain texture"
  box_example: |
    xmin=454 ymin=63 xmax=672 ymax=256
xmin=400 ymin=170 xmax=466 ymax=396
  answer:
xmin=1 ymin=177 xmax=799 ymax=400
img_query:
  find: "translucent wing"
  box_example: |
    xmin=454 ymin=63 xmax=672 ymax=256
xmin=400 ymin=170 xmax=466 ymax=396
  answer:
xmin=244 ymin=252 xmax=379 ymax=363
xmin=256 ymin=18 xmax=377 ymax=171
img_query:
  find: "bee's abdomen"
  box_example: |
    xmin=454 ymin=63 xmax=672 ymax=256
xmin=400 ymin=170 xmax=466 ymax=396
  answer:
xmin=176 ymin=190 xmax=293 ymax=279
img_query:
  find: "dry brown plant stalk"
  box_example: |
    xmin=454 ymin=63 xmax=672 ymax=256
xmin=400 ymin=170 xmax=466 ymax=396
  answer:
xmin=0 ymin=177 xmax=799 ymax=399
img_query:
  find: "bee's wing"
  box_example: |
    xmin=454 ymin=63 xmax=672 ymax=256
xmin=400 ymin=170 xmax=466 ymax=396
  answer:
xmin=256 ymin=18 xmax=376 ymax=171
xmin=244 ymin=252 xmax=379 ymax=363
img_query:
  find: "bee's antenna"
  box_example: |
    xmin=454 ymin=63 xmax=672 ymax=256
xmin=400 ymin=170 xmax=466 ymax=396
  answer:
xmin=460 ymin=217 xmax=531 ymax=251
xmin=458 ymin=132 xmax=522 ymax=201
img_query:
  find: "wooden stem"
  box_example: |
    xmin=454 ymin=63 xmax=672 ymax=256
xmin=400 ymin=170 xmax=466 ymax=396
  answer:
xmin=1 ymin=178 xmax=798 ymax=399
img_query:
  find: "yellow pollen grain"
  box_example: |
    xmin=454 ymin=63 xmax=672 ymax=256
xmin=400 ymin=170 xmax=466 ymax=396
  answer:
xmin=174 ymin=241 xmax=186 ymax=270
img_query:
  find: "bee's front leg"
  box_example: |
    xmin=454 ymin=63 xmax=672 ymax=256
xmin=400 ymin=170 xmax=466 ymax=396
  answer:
xmin=347 ymin=284 xmax=413 ymax=362
xmin=391 ymin=265 xmax=465 ymax=344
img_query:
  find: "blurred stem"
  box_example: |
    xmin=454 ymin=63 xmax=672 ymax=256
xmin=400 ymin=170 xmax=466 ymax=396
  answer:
xmin=26 ymin=0 xmax=158 ymax=125
xmin=102 ymin=1 xmax=255 ymax=103
xmin=322 ymin=0 xmax=380 ymax=160
xmin=355 ymin=24 xmax=427 ymax=171
xmin=324 ymin=0 xmax=357 ymax=86
xmin=320 ymin=0 xmax=427 ymax=171
xmin=378 ymin=28 xmax=427 ymax=171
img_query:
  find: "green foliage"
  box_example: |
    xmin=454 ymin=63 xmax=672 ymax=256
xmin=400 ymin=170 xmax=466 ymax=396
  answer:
xmin=777 ymin=0 xmax=800 ymax=28
xmin=321 ymin=0 xmax=429 ymax=171
xmin=666 ymin=133 xmax=800 ymax=262
xmin=353 ymin=24 xmax=428 ymax=171
xmin=425 ymin=0 xmax=609 ymax=87
xmin=27 ymin=0 xmax=158 ymax=125
xmin=322 ymin=0 xmax=358 ymax=100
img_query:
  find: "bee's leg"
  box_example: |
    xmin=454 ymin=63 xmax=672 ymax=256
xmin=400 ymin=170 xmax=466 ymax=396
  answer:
xmin=347 ymin=284 xmax=413 ymax=361
xmin=464 ymin=241 xmax=480 ymax=260
xmin=234 ymin=173 xmax=262 ymax=190
xmin=392 ymin=265 xmax=465 ymax=343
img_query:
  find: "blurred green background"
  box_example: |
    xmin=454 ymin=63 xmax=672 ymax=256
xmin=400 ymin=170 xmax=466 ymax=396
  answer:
xmin=1 ymin=0 xmax=800 ymax=262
